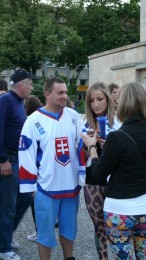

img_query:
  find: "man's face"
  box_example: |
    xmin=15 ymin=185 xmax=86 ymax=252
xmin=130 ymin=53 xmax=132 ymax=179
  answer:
xmin=111 ymin=88 xmax=119 ymax=101
xmin=21 ymin=79 xmax=33 ymax=99
xmin=46 ymin=83 xmax=68 ymax=112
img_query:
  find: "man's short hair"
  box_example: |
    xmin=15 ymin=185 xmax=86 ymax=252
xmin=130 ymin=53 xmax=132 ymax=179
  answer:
xmin=0 ymin=79 xmax=8 ymax=91
xmin=43 ymin=77 xmax=65 ymax=93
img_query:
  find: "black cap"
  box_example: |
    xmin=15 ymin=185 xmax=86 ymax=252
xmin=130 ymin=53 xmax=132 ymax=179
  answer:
xmin=10 ymin=69 xmax=32 ymax=85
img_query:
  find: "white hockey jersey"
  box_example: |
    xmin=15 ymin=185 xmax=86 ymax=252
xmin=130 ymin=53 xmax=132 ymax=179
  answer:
xmin=19 ymin=107 xmax=85 ymax=198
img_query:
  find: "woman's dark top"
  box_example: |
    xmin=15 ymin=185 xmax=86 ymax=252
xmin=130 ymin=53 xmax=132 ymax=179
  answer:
xmin=86 ymin=117 xmax=146 ymax=199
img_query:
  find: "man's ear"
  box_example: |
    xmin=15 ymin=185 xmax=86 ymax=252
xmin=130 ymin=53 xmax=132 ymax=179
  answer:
xmin=44 ymin=90 xmax=50 ymax=99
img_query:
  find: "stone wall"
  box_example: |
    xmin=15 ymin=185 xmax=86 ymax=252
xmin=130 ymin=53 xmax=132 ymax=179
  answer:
xmin=88 ymin=42 xmax=146 ymax=87
xmin=140 ymin=0 xmax=146 ymax=42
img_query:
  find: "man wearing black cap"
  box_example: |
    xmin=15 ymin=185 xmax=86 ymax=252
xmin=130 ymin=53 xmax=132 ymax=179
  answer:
xmin=0 ymin=69 xmax=33 ymax=260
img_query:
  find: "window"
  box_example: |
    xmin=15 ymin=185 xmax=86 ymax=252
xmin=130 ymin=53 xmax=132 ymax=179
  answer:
xmin=80 ymin=79 xmax=86 ymax=86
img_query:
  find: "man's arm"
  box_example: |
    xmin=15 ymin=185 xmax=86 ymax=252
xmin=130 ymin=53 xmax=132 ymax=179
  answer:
xmin=19 ymin=116 xmax=38 ymax=193
xmin=0 ymin=94 xmax=12 ymax=175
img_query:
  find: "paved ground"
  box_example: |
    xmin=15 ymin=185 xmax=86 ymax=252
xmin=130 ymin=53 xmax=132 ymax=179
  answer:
xmin=13 ymin=189 xmax=133 ymax=260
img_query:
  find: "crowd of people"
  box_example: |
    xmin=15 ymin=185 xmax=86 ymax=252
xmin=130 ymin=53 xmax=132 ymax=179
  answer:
xmin=0 ymin=69 xmax=145 ymax=260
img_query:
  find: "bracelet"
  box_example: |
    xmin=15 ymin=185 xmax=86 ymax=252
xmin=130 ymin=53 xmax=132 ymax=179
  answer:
xmin=88 ymin=144 xmax=96 ymax=152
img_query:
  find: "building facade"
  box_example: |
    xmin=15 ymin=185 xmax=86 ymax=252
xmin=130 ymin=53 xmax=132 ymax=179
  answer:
xmin=88 ymin=0 xmax=146 ymax=88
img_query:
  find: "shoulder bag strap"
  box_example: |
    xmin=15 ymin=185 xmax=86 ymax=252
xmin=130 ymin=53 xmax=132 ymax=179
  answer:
xmin=118 ymin=129 xmax=146 ymax=160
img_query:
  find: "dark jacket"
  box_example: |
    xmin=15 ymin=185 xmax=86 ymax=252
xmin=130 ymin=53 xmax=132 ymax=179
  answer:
xmin=0 ymin=90 xmax=26 ymax=163
xmin=86 ymin=117 xmax=146 ymax=199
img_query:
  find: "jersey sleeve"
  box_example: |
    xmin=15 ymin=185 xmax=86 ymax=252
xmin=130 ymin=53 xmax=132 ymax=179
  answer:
xmin=76 ymin=115 xmax=86 ymax=186
xmin=18 ymin=116 xmax=38 ymax=193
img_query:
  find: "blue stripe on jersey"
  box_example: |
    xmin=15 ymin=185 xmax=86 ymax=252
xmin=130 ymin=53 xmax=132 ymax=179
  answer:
xmin=36 ymin=141 xmax=43 ymax=168
xmin=19 ymin=179 xmax=36 ymax=184
xmin=37 ymin=183 xmax=81 ymax=197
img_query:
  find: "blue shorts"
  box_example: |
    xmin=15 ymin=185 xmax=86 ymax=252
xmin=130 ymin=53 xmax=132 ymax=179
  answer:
xmin=34 ymin=191 xmax=79 ymax=248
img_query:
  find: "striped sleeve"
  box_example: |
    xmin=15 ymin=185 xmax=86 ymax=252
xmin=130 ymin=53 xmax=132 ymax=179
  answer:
xmin=18 ymin=117 xmax=38 ymax=193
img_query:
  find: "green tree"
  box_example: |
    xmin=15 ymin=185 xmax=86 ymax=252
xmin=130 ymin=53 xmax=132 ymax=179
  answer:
xmin=0 ymin=0 xmax=84 ymax=74
xmin=46 ymin=0 xmax=87 ymax=72
xmin=0 ymin=0 xmax=140 ymax=76
xmin=0 ymin=0 xmax=58 ymax=74
xmin=47 ymin=0 xmax=140 ymax=68
xmin=77 ymin=0 xmax=140 ymax=56
xmin=31 ymin=78 xmax=45 ymax=104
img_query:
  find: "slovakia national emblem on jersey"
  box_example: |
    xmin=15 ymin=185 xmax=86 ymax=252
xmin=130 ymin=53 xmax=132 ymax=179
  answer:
xmin=55 ymin=137 xmax=70 ymax=166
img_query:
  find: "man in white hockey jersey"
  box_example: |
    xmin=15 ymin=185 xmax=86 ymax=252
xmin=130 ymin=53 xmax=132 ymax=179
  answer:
xmin=19 ymin=77 xmax=85 ymax=260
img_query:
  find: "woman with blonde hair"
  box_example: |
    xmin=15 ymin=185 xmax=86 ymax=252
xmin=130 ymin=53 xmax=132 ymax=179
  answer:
xmin=82 ymin=82 xmax=120 ymax=259
xmin=81 ymin=81 xmax=146 ymax=259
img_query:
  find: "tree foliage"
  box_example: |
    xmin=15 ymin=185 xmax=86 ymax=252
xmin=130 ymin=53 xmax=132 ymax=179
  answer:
xmin=77 ymin=0 xmax=140 ymax=56
xmin=0 ymin=0 xmax=84 ymax=74
xmin=0 ymin=0 xmax=57 ymax=73
xmin=0 ymin=0 xmax=140 ymax=74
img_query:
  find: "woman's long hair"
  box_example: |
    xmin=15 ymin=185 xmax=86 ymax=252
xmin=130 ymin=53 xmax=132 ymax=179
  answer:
xmin=25 ymin=95 xmax=41 ymax=116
